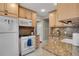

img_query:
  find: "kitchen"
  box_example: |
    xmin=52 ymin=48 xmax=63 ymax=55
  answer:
xmin=0 ymin=3 xmax=79 ymax=56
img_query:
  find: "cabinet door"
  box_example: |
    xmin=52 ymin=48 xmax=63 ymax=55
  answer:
xmin=26 ymin=9 xmax=32 ymax=20
xmin=49 ymin=12 xmax=56 ymax=27
xmin=0 ymin=12 xmax=5 ymax=16
xmin=32 ymin=12 xmax=37 ymax=27
xmin=0 ymin=3 xmax=5 ymax=12
xmin=5 ymin=3 xmax=18 ymax=17
xmin=56 ymin=20 xmax=64 ymax=27
xmin=5 ymin=13 xmax=18 ymax=18
xmin=57 ymin=3 xmax=78 ymax=21
xmin=19 ymin=7 xmax=25 ymax=18
xmin=56 ymin=11 xmax=64 ymax=27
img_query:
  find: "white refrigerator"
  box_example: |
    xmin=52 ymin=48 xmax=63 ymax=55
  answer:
xmin=0 ymin=16 xmax=19 ymax=56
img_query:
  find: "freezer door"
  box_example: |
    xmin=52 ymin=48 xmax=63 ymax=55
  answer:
xmin=0 ymin=16 xmax=18 ymax=32
xmin=0 ymin=33 xmax=19 ymax=56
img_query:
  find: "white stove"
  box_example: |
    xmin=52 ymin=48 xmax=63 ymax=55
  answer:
xmin=20 ymin=36 xmax=36 ymax=56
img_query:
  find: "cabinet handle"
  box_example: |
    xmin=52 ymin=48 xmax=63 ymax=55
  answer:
xmin=25 ymin=17 xmax=27 ymax=19
xmin=5 ymin=13 xmax=7 ymax=15
xmin=8 ymin=20 xmax=10 ymax=24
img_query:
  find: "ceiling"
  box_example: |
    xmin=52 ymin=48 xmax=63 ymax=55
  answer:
xmin=20 ymin=3 xmax=56 ymax=19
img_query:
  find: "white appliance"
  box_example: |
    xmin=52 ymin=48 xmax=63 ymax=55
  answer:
xmin=73 ymin=33 xmax=79 ymax=46
xmin=61 ymin=39 xmax=73 ymax=44
xmin=20 ymin=36 xmax=36 ymax=56
xmin=19 ymin=18 xmax=32 ymax=26
xmin=0 ymin=16 xmax=19 ymax=56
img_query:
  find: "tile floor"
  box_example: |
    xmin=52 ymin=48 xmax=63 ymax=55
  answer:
xmin=26 ymin=43 xmax=55 ymax=56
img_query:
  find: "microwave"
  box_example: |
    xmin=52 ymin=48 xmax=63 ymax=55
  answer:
xmin=19 ymin=18 xmax=32 ymax=27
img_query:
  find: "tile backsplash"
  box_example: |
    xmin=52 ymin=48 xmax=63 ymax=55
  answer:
xmin=51 ymin=27 xmax=79 ymax=39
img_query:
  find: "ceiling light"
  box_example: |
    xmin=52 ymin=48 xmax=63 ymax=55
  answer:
xmin=54 ymin=3 xmax=57 ymax=6
xmin=41 ymin=9 xmax=46 ymax=12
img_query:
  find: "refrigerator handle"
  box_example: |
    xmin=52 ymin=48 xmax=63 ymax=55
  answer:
xmin=8 ymin=19 xmax=10 ymax=24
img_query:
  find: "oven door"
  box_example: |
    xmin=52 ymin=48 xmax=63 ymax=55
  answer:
xmin=20 ymin=36 xmax=35 ymax=55
xmin=21 ymin=37 xmax=29 ymax=52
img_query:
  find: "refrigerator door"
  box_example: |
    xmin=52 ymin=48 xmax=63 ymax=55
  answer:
xmin=0 ymin=16 xmax=18 ymax=33
xmin=0 ymin=33 xmax=19 ymax=56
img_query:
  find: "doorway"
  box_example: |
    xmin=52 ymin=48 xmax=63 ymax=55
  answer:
xmin=37 ymin=18 xmax=49 ymax=47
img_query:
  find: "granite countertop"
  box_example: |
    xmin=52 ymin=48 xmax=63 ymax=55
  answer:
xmin=45 ymin=36 xmax=79 ymax=56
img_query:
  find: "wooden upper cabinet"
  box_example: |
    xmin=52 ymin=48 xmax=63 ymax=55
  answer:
xmin=0 ymin=4 xmax=5 ymax=12
xmin=55 ymin=10 xmax=64 ymax=27
xmin=32 ymin=12 xmax=37 ymax=27
xmin=19 ymin=6 xmax=32 ymax=20
xmin=49 ymin=10 xmax=64 ymax=27
xmin=57 ymin=3 xmax=79 ymax=21
xmin=25 ymin=9 xmax=32 ymax=20
xmin=5 ymin=3 xmax=18 ymax=16
xmin=19 ymin=6 xmax=26 ymax=18
xmin=49 ymin=11 xmax=56 ymax=27
xmin=0 ymin=3 xmax=18 ymax=17
xmin=55 ymin=19 xmax=64 ymax=27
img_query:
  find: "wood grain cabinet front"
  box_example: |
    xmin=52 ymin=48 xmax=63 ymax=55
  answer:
xmin=31 ymin=12 xmax=37 ymax=27
xmin=0 ymin=3 xmax=18 ymax=17
xmin=19 ymin=6 xmax=26 ymax=18
xmin=0 ymin=3 xmax=5 ymax=12
xmin=57 ymin=3 xmax=79 ymax=21
xmin=49 ymin=11 xmax=56 ymax=27
xmin=5 ymin=3 xmax=18 ymax=17
xmin=25 ymin=9 xmax=32 ymax=20
xmin=49 ymin=10 xmax=64 ymax=27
